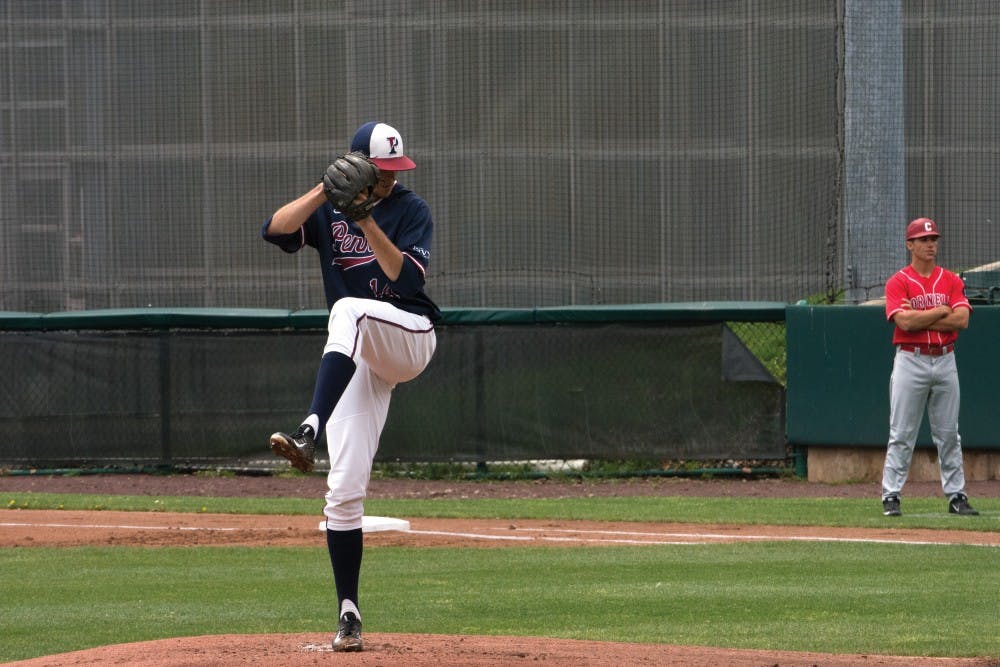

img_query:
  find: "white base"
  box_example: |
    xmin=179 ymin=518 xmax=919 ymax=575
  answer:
xmin=317 ymin=516 xmax=411 ymax=533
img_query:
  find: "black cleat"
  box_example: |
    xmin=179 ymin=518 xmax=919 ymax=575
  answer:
xmin=269 ymin=425 xmax=316 ymax=473
xmin=882 ymin=495 xmax=901 ymax=516
xmin=948 ymin=493 xmax=979 ymax=516
xmin=332 ymin=611 xmax=363 ymax=652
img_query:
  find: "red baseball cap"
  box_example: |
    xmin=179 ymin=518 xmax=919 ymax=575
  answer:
xmin=906 ymin=218 xmax=940 ymax=240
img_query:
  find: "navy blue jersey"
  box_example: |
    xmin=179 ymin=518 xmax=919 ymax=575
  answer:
xmin=262 ymin=183 xmax=441 ymax=321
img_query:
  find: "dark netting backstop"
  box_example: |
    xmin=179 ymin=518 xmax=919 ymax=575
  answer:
xmin=4 ymin=3 xmax=999 ymax=309
xmin=5 ymin=3 xmax=997 ymax=312
xmin=0 ymin=307 xmax=785 ymax=469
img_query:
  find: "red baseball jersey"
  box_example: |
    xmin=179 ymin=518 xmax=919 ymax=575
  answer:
xmin=884 ymin=266 xmax=972 ymax=345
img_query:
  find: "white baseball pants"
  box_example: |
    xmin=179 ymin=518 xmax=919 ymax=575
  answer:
xmin=881 ymin=348 xmax=966 ymax=499
xmin=320 ymin=297 xmax=436 ymax=530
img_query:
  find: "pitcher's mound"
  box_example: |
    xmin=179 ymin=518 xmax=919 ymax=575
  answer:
xmin=3 ymin=633 xmax=989 ymax=666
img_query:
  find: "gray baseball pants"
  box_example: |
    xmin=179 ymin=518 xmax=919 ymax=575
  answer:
xmin=882 ymin=348 xmax=967 ymax=500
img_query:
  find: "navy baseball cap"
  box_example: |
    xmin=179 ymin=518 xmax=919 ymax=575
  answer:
xmin=350 ymin=122 xmax=416 ymax=171
xmin=906 ymin=218 xmax=940 ymax=240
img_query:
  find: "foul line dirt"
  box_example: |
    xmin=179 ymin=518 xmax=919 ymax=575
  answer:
xmin=2 ymin=509 xmax=997 ymax=548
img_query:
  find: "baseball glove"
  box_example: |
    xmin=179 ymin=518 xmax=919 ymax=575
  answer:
xmin=322 ymin=151 xmax=381 ymax=221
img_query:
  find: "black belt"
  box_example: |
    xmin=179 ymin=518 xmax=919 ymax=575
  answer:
xmin=898 ymin=343 xmax=955 ymax=356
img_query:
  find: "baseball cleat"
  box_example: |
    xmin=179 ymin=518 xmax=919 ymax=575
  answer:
xmin=882 ymin=495 xmax=901 ymax=516
xmin=948 ymin=493 xmax=979 ymax=516
xmin=269 ymin=425 xmax=316 ymax=473
xmin=332 ymin=611 xmax=363 ymax=652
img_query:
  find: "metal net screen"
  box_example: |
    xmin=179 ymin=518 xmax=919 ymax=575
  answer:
xmin=2 ymin=1 xmax=846 ymax=311
xmin=901 ymin=2 xmax=1000 ymax=302
xmin=4 ymin=3 xmax=999 ymax=312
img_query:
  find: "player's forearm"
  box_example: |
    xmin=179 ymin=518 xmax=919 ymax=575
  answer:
xmin=268 ymin=184 xmax=326 ymax=235
xmin=356 ymin=218 xmax=404 ymax=280
xmin=892 ymin=305 xmax=950 ymax=332
xmin=926 ymin=308 xmax=970 ymax=332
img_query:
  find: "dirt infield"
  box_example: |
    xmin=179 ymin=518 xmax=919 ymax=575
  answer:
xmin=5 ymin=632 xmax=996 ymax=667
xmin=2 ymin=474 xmax=997 ymax=666
xmin=3 ymin=509 xmax=999 ymax=549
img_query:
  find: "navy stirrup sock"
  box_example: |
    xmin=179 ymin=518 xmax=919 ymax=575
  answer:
xmin=308 ymin=352 xmax=357 ymax=434
xmin=326 ymin=528 xmax=363 ymax=609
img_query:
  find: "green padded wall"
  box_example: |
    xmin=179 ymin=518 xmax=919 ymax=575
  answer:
xmin=786 ymin=305 xmax=1000 ymax=449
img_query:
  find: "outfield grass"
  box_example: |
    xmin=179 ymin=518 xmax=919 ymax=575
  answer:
xmin=1 ymin=543 xmax=997 ymax=662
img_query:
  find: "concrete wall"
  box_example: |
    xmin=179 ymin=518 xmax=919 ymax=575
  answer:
xmin=807 ymin=447 xmax=1000 ymax=483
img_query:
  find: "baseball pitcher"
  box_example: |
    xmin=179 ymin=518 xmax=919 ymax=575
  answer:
xmin=261 ymin=121 xmax=440 ymax=651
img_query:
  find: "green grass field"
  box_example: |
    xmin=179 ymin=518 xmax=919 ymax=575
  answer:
xmin=1 ymin=493 xmax=998 ymax=662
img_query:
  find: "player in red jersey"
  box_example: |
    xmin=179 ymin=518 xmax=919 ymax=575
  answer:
xmin=881 ymin=218 xmax=978 ymax=517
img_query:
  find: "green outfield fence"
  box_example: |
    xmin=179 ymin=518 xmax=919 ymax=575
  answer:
xmin=0 ymin=304 xmax=787 ymax=472
xmin=787 ymin=304 xmax=1000 ymax=452
xmin=4 ymin=303 xmax=998 ymax=474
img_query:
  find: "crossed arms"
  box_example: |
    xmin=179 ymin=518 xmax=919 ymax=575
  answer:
xmin=892 ymin=302 xmax=970 ymax=332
